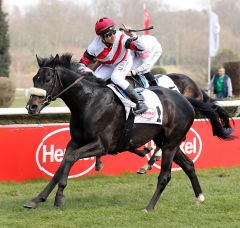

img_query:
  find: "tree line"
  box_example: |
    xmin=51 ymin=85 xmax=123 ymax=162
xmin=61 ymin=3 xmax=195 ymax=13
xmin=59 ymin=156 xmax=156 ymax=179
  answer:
xmin=3 ymin=0 xmax=240 ymax=87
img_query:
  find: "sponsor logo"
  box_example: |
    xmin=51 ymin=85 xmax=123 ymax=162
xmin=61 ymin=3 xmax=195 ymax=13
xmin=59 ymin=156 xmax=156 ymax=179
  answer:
xmin=145 ymin=127 xmax=202 ymax=171
xmin=36 ymin=128 xmax=96 ymax=178
xmin=140 ymin=108 xmax=156 ymax=119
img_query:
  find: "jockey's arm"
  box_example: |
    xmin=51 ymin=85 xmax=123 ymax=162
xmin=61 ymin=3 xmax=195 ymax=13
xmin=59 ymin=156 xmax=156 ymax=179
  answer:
xmin=121 ymin=25 xmax=146 ymax=52
xmin=125 ymin=37 xmax=145 ymax=51
xmin=80 ymin=50 xmax=95 ymax=66
xmin=77 ymin=50 xmax=96 ymax=74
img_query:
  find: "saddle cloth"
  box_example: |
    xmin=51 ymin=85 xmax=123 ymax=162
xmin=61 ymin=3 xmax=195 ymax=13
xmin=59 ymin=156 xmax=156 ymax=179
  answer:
xmin=107 ymin=84 xmax=163 ymax=125
xmin=155 ymin=74 xmax=181 ymax=93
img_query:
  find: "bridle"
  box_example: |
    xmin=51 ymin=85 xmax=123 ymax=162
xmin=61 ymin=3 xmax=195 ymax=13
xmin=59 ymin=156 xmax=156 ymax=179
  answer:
xmin=33 ymin=66 xmax=85 ymax=106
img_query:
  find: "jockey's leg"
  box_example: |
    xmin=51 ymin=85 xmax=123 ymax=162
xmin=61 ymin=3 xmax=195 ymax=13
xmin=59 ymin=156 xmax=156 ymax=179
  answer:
xmin=111 ymin=58 xmax=148 ymax=114
xmin=124 ymin=84 xmax=148 ymax=114
xmin=144 ymin=72 xmax=158 ymax=86
xmin=94 ymin=64 xmax=114 ymax=81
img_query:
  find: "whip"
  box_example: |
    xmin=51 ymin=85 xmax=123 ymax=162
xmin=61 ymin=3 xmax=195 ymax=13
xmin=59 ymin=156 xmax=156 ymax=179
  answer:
xmin=119 ymin=26 xmax=154 ymax=32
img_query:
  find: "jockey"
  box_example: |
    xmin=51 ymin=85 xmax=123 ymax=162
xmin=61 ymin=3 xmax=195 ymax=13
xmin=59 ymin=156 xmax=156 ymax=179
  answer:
xmin=131 ymin=35 xmax=162 ymax=86
xmin=80 ymin=17 xmax=148 ymax=114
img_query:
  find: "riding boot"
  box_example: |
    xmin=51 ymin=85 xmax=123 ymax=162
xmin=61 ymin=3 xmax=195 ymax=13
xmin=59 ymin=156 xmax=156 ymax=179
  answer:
xmin=125 ymin=85 xmax=148 ymax=114
xmin=144 ymin=72 xmax=158 ymax=86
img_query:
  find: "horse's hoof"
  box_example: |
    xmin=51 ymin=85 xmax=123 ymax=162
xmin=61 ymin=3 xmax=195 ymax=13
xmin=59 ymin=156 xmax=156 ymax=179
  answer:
xmin=54 ymin=196 xmax=65 ymax=207
xmin=155 ymin=156 xmax=162 ymax=161
xmin=143 ymin=147 xmax=153 ymax=152
xmin=95 ymin=162 xmax=103 ymax=172
xmin=23 ymin=200 xmax=38 ymax=209
xmin=224 ymin=128 xmax=233 ymax=135
xmin=143 ymin=207 xmax=154 ymax=212
xmin=147 ymin=165 xmax=152 ymax=171
xmin=196 ymin=194 xmax=205 ymax=204
xmin=137 ymin=168 xmax=147 ymax=174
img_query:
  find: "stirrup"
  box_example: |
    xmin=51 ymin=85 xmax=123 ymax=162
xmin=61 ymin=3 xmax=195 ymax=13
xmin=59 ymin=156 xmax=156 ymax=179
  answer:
xmin=133 ymin=103 xmax=148 ymax=115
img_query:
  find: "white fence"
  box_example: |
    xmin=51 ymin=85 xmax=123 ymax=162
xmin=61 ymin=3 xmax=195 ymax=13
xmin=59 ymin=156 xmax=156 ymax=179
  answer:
xmin=1 ymin=100 xmax=240 ymax=115
xmin=0 ymin=107 xmax=70 ymax=115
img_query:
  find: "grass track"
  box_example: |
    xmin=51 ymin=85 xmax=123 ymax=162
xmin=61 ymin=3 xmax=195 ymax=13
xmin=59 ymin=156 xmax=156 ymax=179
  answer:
xmin=0 ymin=167 xmax=240 ymax=227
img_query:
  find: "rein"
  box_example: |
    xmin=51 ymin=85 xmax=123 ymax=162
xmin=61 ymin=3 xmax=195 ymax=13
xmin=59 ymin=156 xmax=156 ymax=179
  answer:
xmin=40 ymin=67 xmax=85 ymax=106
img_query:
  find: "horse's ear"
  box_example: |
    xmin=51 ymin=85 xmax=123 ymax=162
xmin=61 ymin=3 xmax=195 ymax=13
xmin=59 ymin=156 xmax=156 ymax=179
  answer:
xmin=52 ymin=54 xmax=60 ymax=68
xmin=36 ymin=54 xmax=43 ymax=67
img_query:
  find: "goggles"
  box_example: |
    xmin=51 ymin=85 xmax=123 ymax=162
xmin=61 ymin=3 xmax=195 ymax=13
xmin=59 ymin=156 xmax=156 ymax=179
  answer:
xmin=101 ymin=27 xmax=116 ymax=38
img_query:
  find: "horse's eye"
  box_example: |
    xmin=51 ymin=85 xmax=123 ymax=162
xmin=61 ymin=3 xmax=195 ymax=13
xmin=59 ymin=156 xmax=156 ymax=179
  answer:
xmin=46 ymin=72 xmax=52 ymax=82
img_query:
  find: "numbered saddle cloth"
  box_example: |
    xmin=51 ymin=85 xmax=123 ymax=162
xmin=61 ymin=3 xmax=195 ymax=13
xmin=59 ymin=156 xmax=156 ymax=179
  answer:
xmin=155 ymin=74 xmax=180 ymax=93
xmin=107 ymin=84 xmax=163 ymax=125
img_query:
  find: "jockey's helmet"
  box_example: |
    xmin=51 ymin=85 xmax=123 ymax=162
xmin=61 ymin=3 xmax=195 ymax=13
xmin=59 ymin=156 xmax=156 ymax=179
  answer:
xmin=95 ymin=17 xmax=115 ymax=36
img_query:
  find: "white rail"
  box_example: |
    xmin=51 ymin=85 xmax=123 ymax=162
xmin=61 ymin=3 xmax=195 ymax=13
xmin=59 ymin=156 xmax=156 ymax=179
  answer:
xmin=0 ymin=107 xmax=70 ymax=115
xmin=0 ymin=100 xmax=240 ymax=115
xmin=216 ymin=100 xmax=240 ymax=107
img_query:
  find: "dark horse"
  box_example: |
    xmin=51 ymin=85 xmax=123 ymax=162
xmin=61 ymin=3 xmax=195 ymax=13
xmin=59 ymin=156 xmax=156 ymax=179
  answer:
xmin=95 ymin=72 xmax=234 ymax=172
xmin=24 ymin=54 xmax=231 ymax=211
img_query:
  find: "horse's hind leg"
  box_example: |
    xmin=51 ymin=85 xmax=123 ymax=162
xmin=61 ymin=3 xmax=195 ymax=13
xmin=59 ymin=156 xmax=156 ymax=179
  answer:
xmin=144 ymin=146 xmax=177 ymax=211
xmin=214 ymin=104 xmax=232 ymax=129
xmin=95 ymin=156 xmax=103 ymax=171
xmin=173 ymin=147 xmax=204 ymax=203
xmin=137 ymin=147 xmax=162 ymax=174
xmin=24 ymin=140 xmax=78 ymax=209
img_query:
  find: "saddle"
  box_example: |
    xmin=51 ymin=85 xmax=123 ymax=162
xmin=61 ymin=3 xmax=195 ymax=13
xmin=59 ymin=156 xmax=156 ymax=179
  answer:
xmin=129 ymin=74 xmax=180 ymax=93
xmin=107 ymin=84 xmax=163 ymax=125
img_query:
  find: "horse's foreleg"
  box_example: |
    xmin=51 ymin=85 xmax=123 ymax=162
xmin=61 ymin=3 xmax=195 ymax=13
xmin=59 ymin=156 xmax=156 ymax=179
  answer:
xmin=54 ymin=139 xmax=105 ymax=207
xmin=24 ymin=140 xmax=78 ymax=209
xmin=173 ymin=147 xmax=204 ymax=204
xmin=54 ymin=161 xmax=74 ymax=207
xmin=144 ymin=147 xmax=176 ymax=212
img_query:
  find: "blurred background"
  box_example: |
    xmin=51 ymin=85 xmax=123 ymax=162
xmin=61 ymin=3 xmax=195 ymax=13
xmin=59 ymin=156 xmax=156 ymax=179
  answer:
xmin=1 ymin=0 xmax=240 ymax=107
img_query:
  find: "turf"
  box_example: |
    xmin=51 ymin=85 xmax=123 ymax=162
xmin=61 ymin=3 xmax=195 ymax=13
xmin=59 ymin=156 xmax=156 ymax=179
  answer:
xmin=0 ymin=166 xmax=240 ymax=227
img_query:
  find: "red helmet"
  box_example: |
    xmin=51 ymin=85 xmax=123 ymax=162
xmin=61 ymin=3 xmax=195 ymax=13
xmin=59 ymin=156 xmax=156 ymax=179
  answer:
xmin=95 ymin=17 xmax=115 ymax=35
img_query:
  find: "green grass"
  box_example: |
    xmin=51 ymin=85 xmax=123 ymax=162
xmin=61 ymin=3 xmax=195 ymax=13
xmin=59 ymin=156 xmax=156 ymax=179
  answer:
xmin=0 ymin=167 xmax=240 ymax=227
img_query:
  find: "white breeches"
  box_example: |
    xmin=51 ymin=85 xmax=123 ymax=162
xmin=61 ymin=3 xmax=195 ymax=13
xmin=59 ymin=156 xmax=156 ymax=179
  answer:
xmin=95 ymin=53 xmax=135 ymax=90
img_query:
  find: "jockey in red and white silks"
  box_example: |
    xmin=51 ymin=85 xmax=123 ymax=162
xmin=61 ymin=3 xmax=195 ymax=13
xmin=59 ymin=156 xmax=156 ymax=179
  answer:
xmin=131 ymin=35 xmax=163 ymax=86
xmin=80 ymin=17 xmax=148 ymax=114
xmin=81 ymin=30 xmax=145 ymax=89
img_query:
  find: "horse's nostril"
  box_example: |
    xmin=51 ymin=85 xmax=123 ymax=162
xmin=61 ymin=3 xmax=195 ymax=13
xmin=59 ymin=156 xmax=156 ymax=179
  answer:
xmin=30 ymin=104 xmax=38 ymax=111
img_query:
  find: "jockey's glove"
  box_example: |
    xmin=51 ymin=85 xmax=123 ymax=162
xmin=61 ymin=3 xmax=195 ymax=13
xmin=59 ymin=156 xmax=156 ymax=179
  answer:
xmin=77 ymin=63 xmax=94 ymax=74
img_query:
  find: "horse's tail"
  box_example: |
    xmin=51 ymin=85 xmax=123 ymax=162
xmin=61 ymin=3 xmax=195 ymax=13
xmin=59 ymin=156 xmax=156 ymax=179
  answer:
xmin=201 ymin=89 xmax=216 ymax=103
xmin=201 ymin=89 xmax=233 ymax=129
xmin=186 ymin=97 xmax=234 ymax=140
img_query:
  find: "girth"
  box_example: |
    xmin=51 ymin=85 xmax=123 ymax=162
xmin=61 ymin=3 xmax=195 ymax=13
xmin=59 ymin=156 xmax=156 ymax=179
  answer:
xmin=114 ymin=109 xmax=135 ymax=153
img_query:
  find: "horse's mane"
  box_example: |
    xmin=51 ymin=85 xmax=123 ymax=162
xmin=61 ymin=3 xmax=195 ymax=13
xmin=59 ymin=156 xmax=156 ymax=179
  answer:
xmin=54 ymin=53 xmax=106 ymax=86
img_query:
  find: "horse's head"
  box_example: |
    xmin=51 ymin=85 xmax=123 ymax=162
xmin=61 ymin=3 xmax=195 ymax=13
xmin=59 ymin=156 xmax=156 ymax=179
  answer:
xmin=26 ymin=54 xmax=61 ymax=114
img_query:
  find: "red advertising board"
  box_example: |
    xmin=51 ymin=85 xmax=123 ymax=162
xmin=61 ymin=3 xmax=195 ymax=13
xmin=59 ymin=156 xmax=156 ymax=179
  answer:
xmin=1 ymin=119 xmax=240 ymax=182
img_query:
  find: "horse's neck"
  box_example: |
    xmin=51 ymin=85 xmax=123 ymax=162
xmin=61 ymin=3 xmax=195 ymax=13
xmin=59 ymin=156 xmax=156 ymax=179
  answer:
xmin=59 ymin=69 xmax=100 ymax=111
